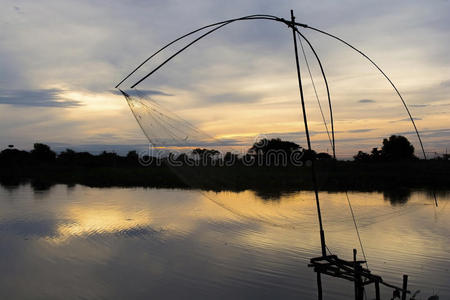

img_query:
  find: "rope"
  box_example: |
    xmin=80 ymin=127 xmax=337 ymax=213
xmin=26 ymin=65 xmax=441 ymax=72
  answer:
xmin=116 ymin=14 xmax=283 ymax=88
xmin=325 ymin=244 xmax=334 ymax=256
xmin=297 ymin=32 xmax=333 ymax=151
xmin=345 ymin=191 xmax=369 ymax=269
xmin=304 ymin=25 xmax=438 ymax=207
xmin=294 ymin=29 xmax=336 ymax=159
xmin=128 ymin=16 xmax=284 ymax=89
xmin=305 ymin=25 xmax=426 ymax=161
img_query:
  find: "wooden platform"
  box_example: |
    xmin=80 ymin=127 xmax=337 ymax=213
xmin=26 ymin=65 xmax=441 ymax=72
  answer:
xmin=308 ymin=250 xmax=410 ymax=300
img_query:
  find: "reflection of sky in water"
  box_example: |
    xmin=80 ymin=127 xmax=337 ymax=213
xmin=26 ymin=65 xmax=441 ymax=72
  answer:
xmin=0 ymin=184 xmax=448 ymax=299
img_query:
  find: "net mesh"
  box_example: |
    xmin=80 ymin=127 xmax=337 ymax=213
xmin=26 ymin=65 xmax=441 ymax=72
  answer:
xmin=117 ymin=88 xmax=430 ymax=231
xmin=121 ymin=89 xmax=218 ymax=150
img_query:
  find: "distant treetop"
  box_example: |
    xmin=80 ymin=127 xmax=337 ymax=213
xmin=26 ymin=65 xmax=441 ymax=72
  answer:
xmin=353 ymin=135 xmax=416 ymax=161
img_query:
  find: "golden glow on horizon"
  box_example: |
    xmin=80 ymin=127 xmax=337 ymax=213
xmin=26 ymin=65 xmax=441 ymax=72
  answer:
xmin=9 ymin=73 xmax=446 ymax=156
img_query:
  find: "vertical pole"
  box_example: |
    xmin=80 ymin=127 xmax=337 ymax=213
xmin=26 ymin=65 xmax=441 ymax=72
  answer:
xmin=401 ymin=275 xmax=408 ymax=300
xmin=317 ymin=271 xmax=323 ymax=300
xmin=290 ymin=9 xmax=327 ymax=257
xmin=356 ymin=265 xmax=364 ymax=300
xmin=375 ymin=280 xmax=380 ymax=300
xmin=353 ymin=249 xmax=358 ymax=300
xmin=353 ymin=249 xmax=364 ymax=300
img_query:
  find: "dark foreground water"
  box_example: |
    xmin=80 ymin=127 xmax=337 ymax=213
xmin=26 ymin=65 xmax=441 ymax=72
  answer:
xmin=0 ymin=184 xmax=448 ymax=299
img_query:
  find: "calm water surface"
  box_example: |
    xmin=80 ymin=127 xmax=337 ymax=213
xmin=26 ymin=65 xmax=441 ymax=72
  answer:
xmin=0 ymin=184 xmax=448 ymax=299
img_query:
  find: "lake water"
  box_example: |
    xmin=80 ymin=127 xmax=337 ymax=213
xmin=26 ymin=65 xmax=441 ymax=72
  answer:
xmin=0 ymin=184 xmax=448 ymax=299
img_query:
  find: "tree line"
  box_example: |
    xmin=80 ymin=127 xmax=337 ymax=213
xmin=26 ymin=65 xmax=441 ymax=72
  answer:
xmin=0 ymin=135 xmax=447 ymax=168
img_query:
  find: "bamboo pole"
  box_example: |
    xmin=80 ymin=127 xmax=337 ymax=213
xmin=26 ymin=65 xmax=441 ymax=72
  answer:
xmin=290 ymin=9 xmax=327 ymax=257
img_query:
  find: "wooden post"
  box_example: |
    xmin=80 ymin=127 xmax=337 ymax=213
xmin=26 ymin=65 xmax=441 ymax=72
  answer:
xmin=353 ymin=249 xmax=358 ymax=300
xmin=375 ymin=280 xmax=380 ymax=300
xmin=401 ymin=275 xmax=408 ymax=300
xmin=317 ymin=271 xmax=323 ymax=300
xmin=357 ymin=265 xmax=364 ymax=300
xmin=353 ymin=249 xmax=364 ymax=300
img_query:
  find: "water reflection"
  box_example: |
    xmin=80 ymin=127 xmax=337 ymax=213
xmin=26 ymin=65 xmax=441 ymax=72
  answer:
xmin=0 ymin=219 xmax=59 ymax=238
xmin=425 ymin=189 xmax=450 ymax=199
xmin=30 ymin=179 xmax=54 ymax=192
xmin=253 ymin=189 xmax=297 ymax=201
xmin=0 ymin=184 xmax=448 ymax=299
xmin=53 ymin=204 xmax=153 ymax=242
xmin=0 ymin=176 xmax=22 ymax=190
xmin=383 ymin=188 xmax=412 ymax=205
xmin=4 ymin=180 xmax=445 ymax=208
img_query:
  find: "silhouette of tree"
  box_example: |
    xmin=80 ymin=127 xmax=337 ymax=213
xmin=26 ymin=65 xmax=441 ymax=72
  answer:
xmin=370 ymin=147 xmax=382 ymax=161
xmin=381 ymin=135 xmax=415 ymax=160
xmin=352 ymin=135 xmax=417 ymax=162
xmin=73 ymin=152 xmax=95 ymax=167
xmin=0 ymin=148 xmax=30 ymax=166
xmin=248 ymin=138 xmax=301 ymax=155
xmin=353 ymin=151 xmax=370 ymax=162
xmin=172 ymin=153 xmax=193 ymax=165
xmin=317 ymin=152 xmax=332 ymax=160
xmin=247 ymin=138 xmax=321 ymax=165
xmin=58 ymin=149 xmax=77 ymax=164
xmin=126 ymin=150 xmax=138 ymax=161
xmin=191 ymin=148 xmax=220 ymax=166
xmin=192 ymin=148 xmax=219 ymax=158
xmin=31 ymin=143 xmax=56 ymax=162
xmin=98 ymin=151 xmax=119 ymax=167
xmin=302 ymin=149 xmax=317 ymax=161
xmin=223 ymin=152 xmax=237 ymax=161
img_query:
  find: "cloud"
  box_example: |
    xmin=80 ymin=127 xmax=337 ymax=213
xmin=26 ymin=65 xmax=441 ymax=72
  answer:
xmin=204 ymin=92 xmax=261 ymax=104
xmin=395 ymin=128 xmax=450 ymax=138
xmin=0 ymin=89 xmax=82 ymax=107
xmin=440 ymin=80 xmax=450 ymax=87
xmin=348 ymin=128 xmax=374 ymax=133
xmin=403 ymin=79 xmax=450 ymax=105
xmin=358 ymin=99 xmax=376 ymax=103
xmin=13 ymin=6 xmax=24 ymax=14
xmin=392 ymin=117 xmax=422 ymax=123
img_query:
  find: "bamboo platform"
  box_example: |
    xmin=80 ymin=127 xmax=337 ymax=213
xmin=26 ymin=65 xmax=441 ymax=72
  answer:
xmin=308 ymin=249 xmax=410 ymax=300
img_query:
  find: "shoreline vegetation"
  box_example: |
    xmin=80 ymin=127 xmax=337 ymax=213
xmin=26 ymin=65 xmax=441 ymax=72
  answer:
xmin=1 ymin=136 xmax=449 ymax=195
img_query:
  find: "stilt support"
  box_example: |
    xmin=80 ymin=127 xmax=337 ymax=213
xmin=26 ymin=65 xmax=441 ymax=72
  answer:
xmin=317 ymin=271 xmax=323 ymax=300
xmin=375 ymin=280 xmax=380 ymax=300
xmin=401 ymin=275 xmax=408 ymax=300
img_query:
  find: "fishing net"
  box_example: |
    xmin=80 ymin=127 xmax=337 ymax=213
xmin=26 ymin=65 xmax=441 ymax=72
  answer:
xmin=117 ymin=88 xmax=430 ymax=233
xmin=114 ymin=18 xmax=433 ymax=231
xmin=118 ymin=87 xmax=328 ymax=229
xmin=121 ymin=89 xmax=217 ymax=150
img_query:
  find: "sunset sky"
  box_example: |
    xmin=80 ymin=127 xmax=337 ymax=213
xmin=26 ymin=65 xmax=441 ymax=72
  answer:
xmin=1 ymin=0 xmax=449 ymax=158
